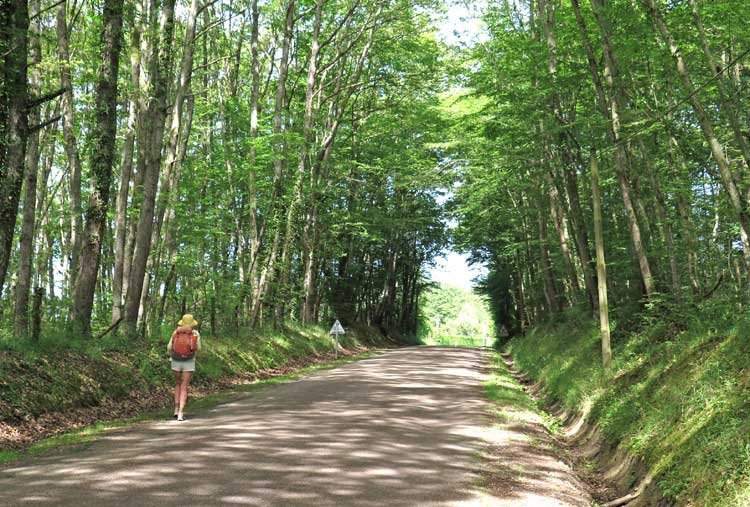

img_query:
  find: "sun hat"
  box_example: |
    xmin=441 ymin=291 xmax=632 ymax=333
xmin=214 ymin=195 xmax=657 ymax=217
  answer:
xmin=178 ymin=314 xmax=199 ymax=327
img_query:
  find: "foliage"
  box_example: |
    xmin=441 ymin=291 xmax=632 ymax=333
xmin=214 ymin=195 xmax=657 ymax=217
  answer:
xmin=417 ymin=283 xmax=495 ymax=347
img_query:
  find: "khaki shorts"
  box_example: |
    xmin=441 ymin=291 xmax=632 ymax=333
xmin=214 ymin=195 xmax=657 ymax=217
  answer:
xmin=171 ymin=358 xmax=196 ymax=372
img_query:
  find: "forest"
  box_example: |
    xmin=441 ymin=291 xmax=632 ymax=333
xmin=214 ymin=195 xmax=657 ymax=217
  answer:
xmin=3 ymin=0 xmax=750 ymax=503
xmin=0 ymin=0 xmax=449 ymax=342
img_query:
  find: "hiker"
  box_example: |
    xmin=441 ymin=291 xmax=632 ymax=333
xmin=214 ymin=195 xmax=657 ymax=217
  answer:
xmin=167 ymin=314 xmax=201 ymax=421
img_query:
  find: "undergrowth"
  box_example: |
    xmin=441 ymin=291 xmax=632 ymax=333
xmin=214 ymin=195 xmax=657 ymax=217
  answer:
xmin=507 ymin=298 xmax=750 ymax=506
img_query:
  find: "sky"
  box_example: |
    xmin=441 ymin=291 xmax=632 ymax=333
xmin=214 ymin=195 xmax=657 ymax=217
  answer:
xmin=437 ymin=0 xmax=488 ymax=47
xmin=429 ymin=1 xmax=488 ymax=291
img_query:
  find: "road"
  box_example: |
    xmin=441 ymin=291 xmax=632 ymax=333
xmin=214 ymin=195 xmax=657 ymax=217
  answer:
xmin=0 ymin=347 xmax=590 ymax=506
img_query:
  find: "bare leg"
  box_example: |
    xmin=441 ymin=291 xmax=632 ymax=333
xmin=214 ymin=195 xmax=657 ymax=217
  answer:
xmin=173 ymin=370 xmax=182 ymax=415
xmin=178 ymin=371 xmax=192 ymax=418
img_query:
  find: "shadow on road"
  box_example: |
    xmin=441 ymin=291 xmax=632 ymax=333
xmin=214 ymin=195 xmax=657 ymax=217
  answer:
xmin=0 ymin=347 xmax=590 ymax=506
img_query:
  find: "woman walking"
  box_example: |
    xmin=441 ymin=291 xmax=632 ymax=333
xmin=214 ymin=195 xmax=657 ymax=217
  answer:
xmin=167 ymin=314 xmax=201 ymax=421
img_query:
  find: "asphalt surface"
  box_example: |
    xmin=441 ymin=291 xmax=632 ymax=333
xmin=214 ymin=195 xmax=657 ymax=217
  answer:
xmin=0 ymin=347 xmax=590 ymax=506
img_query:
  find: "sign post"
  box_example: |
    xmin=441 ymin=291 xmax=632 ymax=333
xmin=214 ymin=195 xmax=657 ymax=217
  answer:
xmin=329 ymin=319 xmax=345 ymax=359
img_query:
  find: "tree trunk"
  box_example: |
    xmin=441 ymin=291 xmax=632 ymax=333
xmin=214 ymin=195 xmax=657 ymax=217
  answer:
xmin=123 ymin=0 xmax=177 ymax=336
xmin=14 ymin=0 xmax=42 ymax=337
xmin=538 ymin=200 xmax=561 ymax=314
xmin=56 ymin=0 xmax=84 ymax=292
xmin=0 ymin=0 xmax=29 ymax=301
xmin=591 ymin=152 xmax=611 ymax=369
xmin=573 ymin=0 xmax=655 ymax=297
xmin=111 ymin=12 xmax=143 ymax=325
xmin=276 ymin=0 xmax=324 ymax=323
xmin=642 ymin=0 xmax=750 ymax=277
xmin=249 ymin=0 xmax=294 ymax=326
xmin=70 ymin=0 xmax=125 ymax=337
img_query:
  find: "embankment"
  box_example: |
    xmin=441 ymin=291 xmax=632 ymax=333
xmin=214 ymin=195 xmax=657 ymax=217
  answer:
xmin=507 ymin=304 xmax=750 ymax=506
xmin=0 ymin=324 xmax=391 ymax=453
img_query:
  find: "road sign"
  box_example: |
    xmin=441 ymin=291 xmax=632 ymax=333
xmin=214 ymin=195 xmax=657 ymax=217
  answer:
xmin=329 ymin=320 xmax=345 ymax=358
xmin=329 ymin=320 xmax=345 ymax=335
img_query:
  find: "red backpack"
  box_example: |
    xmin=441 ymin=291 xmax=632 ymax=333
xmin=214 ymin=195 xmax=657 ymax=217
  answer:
xmin=171 ymin=327 xmax=197 ymax=361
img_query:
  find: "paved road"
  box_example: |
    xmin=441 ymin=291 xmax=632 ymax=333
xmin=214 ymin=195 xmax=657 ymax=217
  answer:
xmin=0 ymin=347 xmax=589 ymax=506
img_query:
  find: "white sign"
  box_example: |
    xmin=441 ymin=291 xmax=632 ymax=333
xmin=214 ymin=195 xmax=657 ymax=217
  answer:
xmin=329 ymin=320 xmax=345 ymax=359
xmin=329 ymin=320 xmax=345 ymax=335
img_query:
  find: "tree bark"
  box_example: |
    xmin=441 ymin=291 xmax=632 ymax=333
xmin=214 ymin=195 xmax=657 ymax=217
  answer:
xmin=70 ymin=0 xmax=125 ymax=337
xmin=123 ymin=0 xmax=177 ymax=336
xmin=0 ymin=0 xmax=29 ymax=301
xmin=591 ymin=152 xmax=611 ymax=369
xmin=14 ymin=0 xmax=42 ymax=337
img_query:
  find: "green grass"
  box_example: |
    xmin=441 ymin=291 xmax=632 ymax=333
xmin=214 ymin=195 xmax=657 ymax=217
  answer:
xmin=424 ymin=333 xmax=490 ymax=348
xmin=507 ymin=303 xmax=750 ymax=506
xmin=0 ymin=348 xmax=380 ymax=466
xmin=483 ymin=351 xmax=560 ymax=435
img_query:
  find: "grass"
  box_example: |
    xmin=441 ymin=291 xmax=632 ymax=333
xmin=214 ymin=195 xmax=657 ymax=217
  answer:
xmin=483 ymin=351 xmax=560 ymax=434
xmin=507 ymin=302 xmax=750 ymax=506
xmin=423 ymin=333 xmax=490 ymax=348
xmin=0 ymin=348 xmax=381 ymax=466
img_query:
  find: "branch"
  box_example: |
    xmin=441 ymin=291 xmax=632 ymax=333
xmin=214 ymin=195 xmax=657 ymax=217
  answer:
xmin=29 ymin=114 xmax=62 ymax=134
xmin=94 ymin=317 xmax=122 ymax=340
xmin=318 ymin=0 xmax=361 ymax=52
xmin=701 ymin=271 xmax=724 ymax=300
xmin=26 ymin=88 xmax=65 ymax=110
xmin=196 ymin=5 xmax=246 ymax=40
xmin=31 ymin=0 xmax=65 ymax=20
xmin=197 ymin=0 xmax=219 ymax=15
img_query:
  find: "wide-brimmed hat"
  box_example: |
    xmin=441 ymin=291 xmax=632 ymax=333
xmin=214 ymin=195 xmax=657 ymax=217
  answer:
xmin=178 ymin=314 xmax=199 ymax=327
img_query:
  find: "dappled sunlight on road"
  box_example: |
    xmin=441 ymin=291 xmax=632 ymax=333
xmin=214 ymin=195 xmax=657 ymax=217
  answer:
xmin=0 ymin=347 xmax=589 ymax=506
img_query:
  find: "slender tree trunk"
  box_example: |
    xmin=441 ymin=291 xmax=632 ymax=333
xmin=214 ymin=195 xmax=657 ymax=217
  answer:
xmin=56 ymin=0 xmax=83 ymax=292
xmin=277 ymin=0 xmax=324 ymax=323
xmin=573 ymin=0 xmax=655 ymax=297
xmin=538 ymin=203 xmax=561 ymax=314
xmin=111 ymin=13 xmax=143 ymax=325
xmin=243 ymin=0 xmax=261 ymax=319
xmin=0 ymin=0 xmax=29 ymax=301
xmin=640 ymin=138 xmax=680 ymax=295
xmin=591 ymin=152 xmax=611 ymax=369
xmin=14 ymin=0 xmax=42 ymax=336
xmin=642 ymin=0 xmax=750 ymax=276
xmin=251 ymin=0 xmax=294 ymax=326
xmin=546 ymin=170 xmax=580 ymax=297
xmin=123 ymin=0 xmax=177 ymax=336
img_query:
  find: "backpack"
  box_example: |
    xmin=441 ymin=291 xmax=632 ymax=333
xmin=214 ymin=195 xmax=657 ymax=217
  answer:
xmin=171 ymin=327 xmax=197 ymax=361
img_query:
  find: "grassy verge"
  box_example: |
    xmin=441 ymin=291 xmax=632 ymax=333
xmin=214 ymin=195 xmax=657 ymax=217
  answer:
xmin=483 ymin=351 xmax=562 ymax=434
xmin=507 ymin=302 xmax=750 ymax=506
xmin=0 ymin=323 xmax=390 ymax=459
